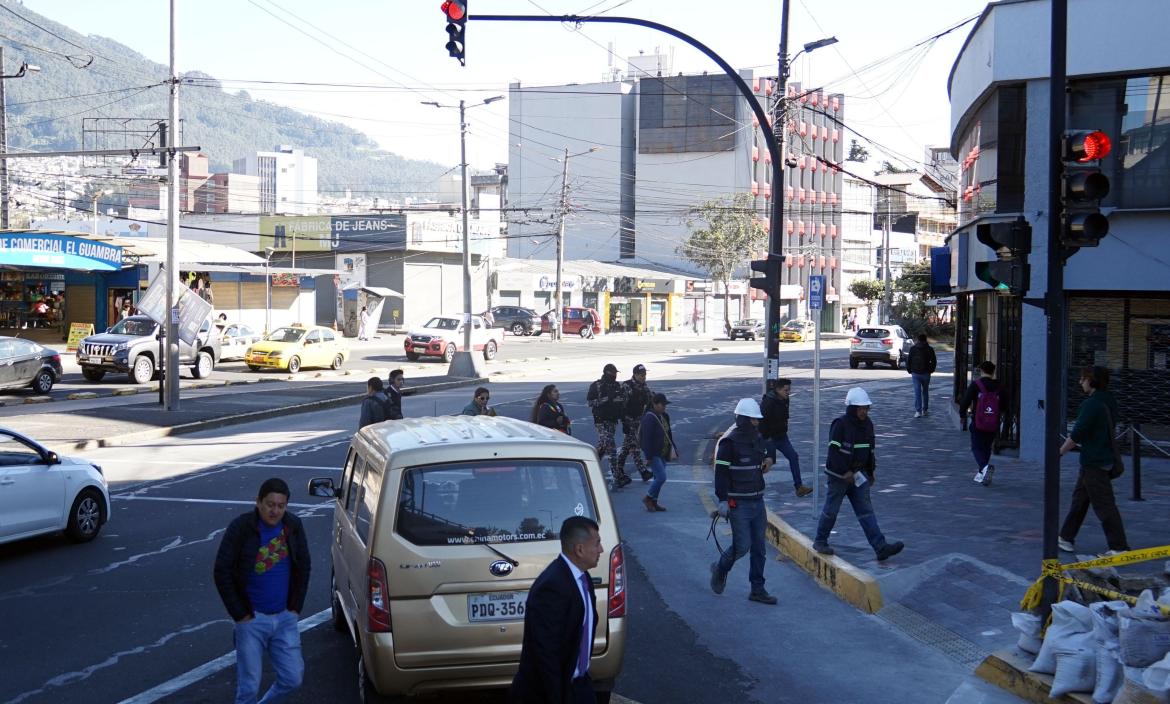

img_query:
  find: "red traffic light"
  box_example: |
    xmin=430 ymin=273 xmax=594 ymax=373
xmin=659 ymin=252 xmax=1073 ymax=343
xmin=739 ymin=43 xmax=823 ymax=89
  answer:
xmin=441 ymin=0 xmax=465 ymax=20
xmin=1066 ymin=130 xmax=1111 ymax=162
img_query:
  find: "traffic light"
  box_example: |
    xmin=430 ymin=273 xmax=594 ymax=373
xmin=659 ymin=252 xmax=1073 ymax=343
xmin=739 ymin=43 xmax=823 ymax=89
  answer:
xmin=442 ymin=0 xmax=467 ymax=65
xmin=749 ymin=254 xmax=784 ymax=297
xmin=974 ymin=216 xmax=1032 ymax=296
xmin=1061 ymin=129 xmax=1111 ymax=248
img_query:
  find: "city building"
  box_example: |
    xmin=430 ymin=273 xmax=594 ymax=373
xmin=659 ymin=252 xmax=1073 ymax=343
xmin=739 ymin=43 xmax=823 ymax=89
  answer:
xmin=232 ymin=146 xmax=319 ymax=215
xmin=945 ymin=0 xmax=1170 ymax=460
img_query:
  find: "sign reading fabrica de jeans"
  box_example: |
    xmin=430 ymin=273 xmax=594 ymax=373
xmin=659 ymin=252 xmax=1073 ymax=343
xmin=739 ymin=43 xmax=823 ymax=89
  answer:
xmin=0 ymin=233 xmax=122 ymax=271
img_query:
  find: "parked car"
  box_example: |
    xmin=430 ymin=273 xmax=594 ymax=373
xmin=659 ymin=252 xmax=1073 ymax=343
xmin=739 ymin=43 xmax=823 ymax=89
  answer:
xmin=0 ymin=337 xmax=62 ymax=394
xmin=778 ymin=319 xmax=816 ymax=342
xmin=0 ymin=427 xmax=109 ymax=545
xmin=245 ymin=324 xmax=349 ymax=373
xmin=76 ymin=315 xmax=221 ymax=384
xmin=306 ymin=415 xmax=625 ymax=702
xmin=488 ymin=306 xmax=542 ymax=336
xmin=216 ymin=322 xmax=262 ymax=362
xmin=849 ymin=324 xmax=913 ymax=369
xmin=404 ymin=315 xmax=501 ymax=362
xmin=728 ymin=319 xmax=764 ymax=341
xmin=538 ymin=306 xmax=602 ymax=338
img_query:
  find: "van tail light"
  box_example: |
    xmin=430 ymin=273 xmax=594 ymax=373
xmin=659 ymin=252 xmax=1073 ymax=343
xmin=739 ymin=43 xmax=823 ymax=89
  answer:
xmin=367 ymin=557 xmax=392 ymax=633
xmin=850 ymin=337 xmax=861 ymax=345
xmin=881 ymin=338 xmax=893 ymax=347
xmin=607 ymin=544 xmax=626 ymax=618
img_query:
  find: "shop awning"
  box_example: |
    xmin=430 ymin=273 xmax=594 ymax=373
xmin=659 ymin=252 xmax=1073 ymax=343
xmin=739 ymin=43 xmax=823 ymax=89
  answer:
xmin=342 ymin=283 xmax=403 ymax=297
xmin=193 ymin=263 xmax=341 ymax=276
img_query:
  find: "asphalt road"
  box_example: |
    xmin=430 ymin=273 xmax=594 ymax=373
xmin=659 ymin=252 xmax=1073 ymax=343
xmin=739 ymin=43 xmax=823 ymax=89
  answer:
xmin=0 ymin=346 xmax=1021 ymax=704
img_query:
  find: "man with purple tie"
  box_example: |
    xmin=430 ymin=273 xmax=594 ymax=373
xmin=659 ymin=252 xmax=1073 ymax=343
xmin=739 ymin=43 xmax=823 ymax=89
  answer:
xmin=510 ymin=516 xmax=604 ymax=704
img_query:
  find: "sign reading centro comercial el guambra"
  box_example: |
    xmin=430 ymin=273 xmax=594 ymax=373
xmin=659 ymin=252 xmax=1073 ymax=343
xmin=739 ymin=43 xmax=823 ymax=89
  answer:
xmin=0 ymin=233 xmax=123 ymax=271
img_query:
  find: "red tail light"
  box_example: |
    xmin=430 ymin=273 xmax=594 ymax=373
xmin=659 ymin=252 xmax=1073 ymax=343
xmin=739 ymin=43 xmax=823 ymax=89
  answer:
xmin=881 ymin=338 xmax=893 ymax=347
xmin=51 ymin=354 xmax=61 ymax=364
xmin=367 ymin=557 xmax=392 ymax=632
xmin=850 ymin=337 xmax=861 ymax=345
xmin=608 ymin=544 xmax=626 ymax=618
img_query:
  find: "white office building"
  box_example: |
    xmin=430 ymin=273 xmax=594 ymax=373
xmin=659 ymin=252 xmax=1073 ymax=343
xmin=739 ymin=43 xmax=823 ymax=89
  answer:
xmin=233 ymin=146 xmax=319 ymax=215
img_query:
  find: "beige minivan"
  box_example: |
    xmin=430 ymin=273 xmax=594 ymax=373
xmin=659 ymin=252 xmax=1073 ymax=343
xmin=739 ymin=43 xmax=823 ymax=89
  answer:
xmin=308 ymin=415 xmax=626 ymax=703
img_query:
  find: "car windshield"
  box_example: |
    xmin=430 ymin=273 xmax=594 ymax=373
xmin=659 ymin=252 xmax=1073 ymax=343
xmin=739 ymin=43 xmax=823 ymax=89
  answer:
xmin=734 ymin=320 xmax=757 ymax=326
xmin=782 ymin=321 xmax=807 ymax=330
xmin=424 ymin=317 xmax=460 ymax=330
xmin=108 ymin=318 xmax=157 ymax=336
xmin=857 ymin=328 xmax=892 ymax=339
xmin=266 ymin=327 xmax=306 ymax=342
xmin=396 ymin=460 xmax=597 ymax=546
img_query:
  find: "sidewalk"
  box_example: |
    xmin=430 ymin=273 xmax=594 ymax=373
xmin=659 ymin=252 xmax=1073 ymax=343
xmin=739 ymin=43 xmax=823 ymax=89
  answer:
xmin=764 ymin=372 xmax=1170 ymax=671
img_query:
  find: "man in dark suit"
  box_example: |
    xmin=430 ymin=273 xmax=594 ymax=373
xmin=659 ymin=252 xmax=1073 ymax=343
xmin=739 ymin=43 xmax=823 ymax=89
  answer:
xmin=510 ymin=516 xmax=603 ymax=704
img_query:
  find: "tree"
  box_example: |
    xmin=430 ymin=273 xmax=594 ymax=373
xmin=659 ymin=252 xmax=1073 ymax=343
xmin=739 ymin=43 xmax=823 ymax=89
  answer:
xmin=848 ymin=279 xmax=884 ymax=326
xmin=678 ymin=193 xmax=768 ymax=336
xmin=891 ymin=259 xmax=934 ymax=337
xmin=875 ymin=160 xmax=917 ymax=175
xmin=847 ymin=139 xmax=870 ymax=163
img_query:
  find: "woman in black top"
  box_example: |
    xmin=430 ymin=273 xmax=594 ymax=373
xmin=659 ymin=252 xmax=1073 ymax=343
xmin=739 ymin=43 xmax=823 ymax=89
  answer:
xmin=531 ymin=384 xmax=571 ymax=435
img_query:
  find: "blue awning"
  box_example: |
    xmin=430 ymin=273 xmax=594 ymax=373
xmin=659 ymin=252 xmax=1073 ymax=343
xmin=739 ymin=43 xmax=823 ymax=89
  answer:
xmin=0 ymin=231 xmax=122 ymax=271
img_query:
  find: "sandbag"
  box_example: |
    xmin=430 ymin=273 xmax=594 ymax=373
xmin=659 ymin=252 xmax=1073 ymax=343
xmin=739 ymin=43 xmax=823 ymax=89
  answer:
xmin=1114 ymin=676 xmax=1169 ymax=704
xmin=1145 ymin=652 xmax=1170 ymax=696
xmin=1119 ymin=613 xmax=1170 ymax=667
xmin=1093 ymin=600 xmax=1130 ymax=644
xmin=1095 ymin=647 xmax=1125 ymax=704
xmin=1032 ymin=601 xmax=1095 ymax=675
xmin=1052 ymin=646 xmax=1096 ymax=697
xmin=1013 ymin=611 xmax=1044 ymax=654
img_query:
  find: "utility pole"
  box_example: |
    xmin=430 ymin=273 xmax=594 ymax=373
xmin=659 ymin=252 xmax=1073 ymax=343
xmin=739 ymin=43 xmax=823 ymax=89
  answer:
xmin=459 ymin=99 xmax=473 ymax=357
xmin=882 ymin=188 xmax=892 ymax=321
xmin=164 ymin=0 xmax=181 ymax=410
xmin=0 ymin=47 xmax=8 ymax=230
xmin=555 ymin=147 xmax=569 ymax=340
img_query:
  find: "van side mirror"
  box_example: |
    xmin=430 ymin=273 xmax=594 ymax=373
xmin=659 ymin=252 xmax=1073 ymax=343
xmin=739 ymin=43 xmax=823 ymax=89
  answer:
xmin=307 ymin=477 xmax=337 ymax=498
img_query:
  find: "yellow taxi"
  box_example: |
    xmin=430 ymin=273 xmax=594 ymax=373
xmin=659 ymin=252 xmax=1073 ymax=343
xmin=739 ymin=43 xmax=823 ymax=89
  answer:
xmin=245 ymin=324 xmax=349 ymax=373
xmin=778 ymin=319 xmax=816 ymax=342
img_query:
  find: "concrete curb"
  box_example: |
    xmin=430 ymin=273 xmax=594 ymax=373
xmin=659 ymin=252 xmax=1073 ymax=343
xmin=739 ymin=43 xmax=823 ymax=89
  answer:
xmin=975 ymin=649 xmax=1093 ymax=703
xmin=73 ymin=376 xmax=486 ymax=450
xmin=762 ymin=511 xmax=884 ymax=614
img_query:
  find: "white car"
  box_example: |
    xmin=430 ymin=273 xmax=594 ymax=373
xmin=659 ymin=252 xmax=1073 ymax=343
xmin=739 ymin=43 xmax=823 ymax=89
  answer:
xmin=216 ymin=322 xmax=263 ymax=362
xmin=403 ymin=315 xmax=502 ymax=362
xmin=0 ymin=428 xmax=110 ymax=545
xmin=849 ymin=324 xmax=914 ymax=369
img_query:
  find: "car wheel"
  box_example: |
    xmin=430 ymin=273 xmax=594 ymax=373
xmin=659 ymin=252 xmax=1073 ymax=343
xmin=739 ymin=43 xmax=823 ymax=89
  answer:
xmin=729 ymin=333 xmax=737 ymax=340
xmin=358 ymin=643 xmax=399 ymax=704
xmin=510 ymin=322 xmax=525 ymax=336
xmin=82 ymin=367 xmax=105 ymax=382
xmin=579 ymin=326 xmax=594 ymax=339
xmin=287 ymin=356 xmax=301 ymax=374
xmin=66 ymin=488 xmax=104 ymax=542
xmin=331 ymin=572 xmax=347 ymax=633
xmin=891 ymin=355 xmax=901 ymax=370
xmin=483 ymin=340 xmax=497 ymax=361
xmin=405 ymin=351 xmax=419 ymax=362
xmin=443 ymin=344 xmax=456 ymax=363
xmin=131 ymin=355 xmax=155 ymax=385
xmin=32 ymin=369 xmax=54 ymax=394
xmin=331 ymin=354 xmax=344 ymax=370
xmin=247 ymin=364 xmax=261 ymax=372
xmin=191 ymin=350 xmax=213 ymax=379
xmin=849 ymin=358 xmax=859 ymax=369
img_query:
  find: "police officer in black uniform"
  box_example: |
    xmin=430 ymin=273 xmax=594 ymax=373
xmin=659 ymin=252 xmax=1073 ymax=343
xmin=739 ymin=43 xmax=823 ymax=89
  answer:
xmin=709 ymin=397 xmax=778 ymax=605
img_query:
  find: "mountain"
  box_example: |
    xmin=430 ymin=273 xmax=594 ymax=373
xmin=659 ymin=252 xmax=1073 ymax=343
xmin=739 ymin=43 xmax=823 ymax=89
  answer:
xmin=0 ymin=1 xmax=450 ymax=198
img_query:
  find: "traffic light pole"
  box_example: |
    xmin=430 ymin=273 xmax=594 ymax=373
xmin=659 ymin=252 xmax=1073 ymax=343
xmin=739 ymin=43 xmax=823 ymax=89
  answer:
xmin=473 ymin=13 xmax=785 ymax=378
xmin=768 ymin=0 xmax=791 ymax=372
xmin=1041 ymin=0 xmax=1068 ymax=620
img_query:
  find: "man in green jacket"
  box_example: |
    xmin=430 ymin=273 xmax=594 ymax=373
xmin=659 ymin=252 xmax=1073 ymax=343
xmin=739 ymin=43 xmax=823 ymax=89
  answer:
xmin=1058 ymin=365 xmax=1130 ymax=554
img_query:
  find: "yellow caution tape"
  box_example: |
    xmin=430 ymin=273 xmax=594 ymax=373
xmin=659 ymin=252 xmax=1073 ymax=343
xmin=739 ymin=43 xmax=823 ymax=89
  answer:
xmin=1020 ymin=545 xmax=1170 ymax=617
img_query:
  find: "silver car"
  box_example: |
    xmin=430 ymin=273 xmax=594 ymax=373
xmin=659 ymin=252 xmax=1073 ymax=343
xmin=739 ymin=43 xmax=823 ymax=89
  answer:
xmin=729 ymin=319 xmax=764 ymax=341
xmin=849 ymin=325 xmax=913 ymax=369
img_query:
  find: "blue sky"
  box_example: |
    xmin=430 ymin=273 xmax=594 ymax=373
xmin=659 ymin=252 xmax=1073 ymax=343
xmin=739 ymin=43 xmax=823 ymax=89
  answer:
xmin=18 ymin=0 xmax=990 ymax=170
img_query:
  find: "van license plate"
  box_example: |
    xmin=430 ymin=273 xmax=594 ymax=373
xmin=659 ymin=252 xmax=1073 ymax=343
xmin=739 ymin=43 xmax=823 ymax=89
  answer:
xmin=468 ymin=591 xmax=527 ymax=622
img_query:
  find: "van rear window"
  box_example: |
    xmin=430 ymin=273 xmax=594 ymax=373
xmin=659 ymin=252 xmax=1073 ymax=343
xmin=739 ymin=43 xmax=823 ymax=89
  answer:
xmin=396 ymin=460 xmax=598 ymax=546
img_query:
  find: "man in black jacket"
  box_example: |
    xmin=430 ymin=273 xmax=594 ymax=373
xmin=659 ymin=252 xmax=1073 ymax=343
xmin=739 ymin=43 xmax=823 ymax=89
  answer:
xmin=759 ymin=378 xmax=812 ymax=497
xmin=617 ymin=364 xmax=653 ymax=482
xmin=587 ymin=363 xmax=629 ymax=488
xmin=510 ymin=516 xmax=603 ymax=704
xmin=385 ymin=368 xmax=405 ymax=420
xmin=213 ymin=478 xmax=311 ymax=704
xmin=907 ymin=334 xmax=937 ymax=418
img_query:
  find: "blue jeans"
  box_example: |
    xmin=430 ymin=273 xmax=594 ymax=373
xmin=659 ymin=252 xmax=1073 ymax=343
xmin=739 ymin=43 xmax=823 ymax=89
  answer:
xmin=716 ymin=497 xmax=767 ymax=591
xmin=646 ymin=455 xmax=667 ymax=500
xmin=234 ymin=610 xmax=303 ymax=704
xmin=764 ymin=436 xmax=803 ymax=488
xmin=911 ymin=373 xmax=931 ymax=413
xmin=814 ymin=475 xmax=889 ymax=553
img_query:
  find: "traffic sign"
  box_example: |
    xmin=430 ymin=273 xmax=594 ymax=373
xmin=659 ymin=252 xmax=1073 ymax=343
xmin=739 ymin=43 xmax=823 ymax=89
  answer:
xmin=809 ymin=275 xmax=825 ymax=310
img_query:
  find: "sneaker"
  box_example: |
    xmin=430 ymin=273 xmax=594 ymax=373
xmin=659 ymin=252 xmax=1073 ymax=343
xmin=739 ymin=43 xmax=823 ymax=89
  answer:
xmin=709 ymin=562 xmax=727 ymax=594
xmin=973 ymin=467 xmax=987 ymax=484
xmin=616 ymin=474 xmax=633 ymax=488
xmin=813 ymin=541 xmax=835 ymax=556
xmin=923 ymin=410 xmax=929 ymax=417
xmin=748 ymin=590 xmax=778 ymax=605
xmin=1057 ymin=537 xmax=1075 ymax=553
xmin=641 ymin=496 xmax=657 ymax=513
xmin=914 ymin=411 xmax=921 ymax=418
xmin=639 ymin=470 xmax=653 ymax=482
xmin=876 ymin=541 xmax=905 ymax=562
xmin=1098 ymin=549 xmax=1125 ymax=558
xmin=981 ymin=465 xmax=995 ymax=486
xmin=795 ymin=485 xmax=813 ymax=497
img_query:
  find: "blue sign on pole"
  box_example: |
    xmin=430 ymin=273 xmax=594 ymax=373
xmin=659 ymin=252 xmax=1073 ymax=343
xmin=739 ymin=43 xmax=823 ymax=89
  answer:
xmin=809 ymin=275 xmax=825 ymax=310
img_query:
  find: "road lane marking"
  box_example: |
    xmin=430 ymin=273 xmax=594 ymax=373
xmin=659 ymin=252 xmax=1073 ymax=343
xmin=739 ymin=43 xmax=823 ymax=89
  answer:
xmin=116 ymin=609 xmax=331 ymax=704
xmin=112 ymin=496 xmax=319 ymax=508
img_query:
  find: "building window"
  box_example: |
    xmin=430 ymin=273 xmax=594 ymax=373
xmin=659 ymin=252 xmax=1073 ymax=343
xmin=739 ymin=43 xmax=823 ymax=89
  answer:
xmin=1070 ymin=73 xmax=1170 ymax=209
xmin=955 ymin=84 xmax=1027 ymax=225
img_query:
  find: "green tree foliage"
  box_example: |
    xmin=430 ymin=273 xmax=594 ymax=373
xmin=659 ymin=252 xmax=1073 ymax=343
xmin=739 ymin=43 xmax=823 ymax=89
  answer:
xmin=891 ymin=259 xmax=952 ymax=339
xmin=678 ymin=193 xmax=767 ymax=335
xmin=0 ymin=10 xmax=450 ymax=198
xmin=874 ymin=160 xmax=917 ymax=175
xmin=847 ymin=139 xmax=870 ymax=163
xmin=848 ymin=278 xmax=884 ymax=326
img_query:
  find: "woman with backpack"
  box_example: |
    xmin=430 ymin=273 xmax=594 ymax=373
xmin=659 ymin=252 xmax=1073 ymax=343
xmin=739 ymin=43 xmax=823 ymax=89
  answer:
xmin=959 ymin=361 xmax=1003 ymax=486
xmin=531 ymin=384 xmax=571 ymax=435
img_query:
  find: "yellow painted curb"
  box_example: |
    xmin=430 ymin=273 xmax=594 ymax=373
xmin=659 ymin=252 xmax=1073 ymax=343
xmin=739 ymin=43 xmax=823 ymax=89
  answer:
xmin=112 ymin=388 xmax=138 ymax=396
xmin=763 ymin=511 xmax=884 ymax=614
xmin=976 ymin=649 xmax=1093 ymax=703
xmin=23 ymin=396 xmax=52 ymax=404
xmin=67 ymin=392 xmax=100 ymax=400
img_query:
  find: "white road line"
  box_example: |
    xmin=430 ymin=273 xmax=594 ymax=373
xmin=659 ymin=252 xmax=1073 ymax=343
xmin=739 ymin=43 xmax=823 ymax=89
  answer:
xmin=116 ymin=609 xmax=331 ymax=704
xmin=112 ymin=496 xmax=318 ymax=508
xmin=236 ymin=463 xmax=340 ymax=471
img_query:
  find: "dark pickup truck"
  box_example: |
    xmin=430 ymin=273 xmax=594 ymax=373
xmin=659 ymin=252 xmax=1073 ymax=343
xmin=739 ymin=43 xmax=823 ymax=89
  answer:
xmin=76 ymin=315 xmax=221 ymax=384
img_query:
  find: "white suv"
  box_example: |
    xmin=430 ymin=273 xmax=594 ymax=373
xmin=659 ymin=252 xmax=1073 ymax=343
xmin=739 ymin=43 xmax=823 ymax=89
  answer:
xmin=849 ymin=325 xmax=913 ymax=369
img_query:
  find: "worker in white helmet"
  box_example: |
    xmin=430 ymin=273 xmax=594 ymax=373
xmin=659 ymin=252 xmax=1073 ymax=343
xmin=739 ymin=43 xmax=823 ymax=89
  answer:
xmin=812 ymin=387 xmax=905 ymax=562
xmin=709 ymin=397 xmax=779 ymax=604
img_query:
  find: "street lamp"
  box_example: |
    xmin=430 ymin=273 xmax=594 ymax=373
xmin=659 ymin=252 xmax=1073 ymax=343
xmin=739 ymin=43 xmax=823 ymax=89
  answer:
xmin=421 ymin=95 xmax=505 ymax=376
xmin=264 ymin=246 xmax=275 ymax=335
xmin=550 ymin=146 xmax=600 ymax=340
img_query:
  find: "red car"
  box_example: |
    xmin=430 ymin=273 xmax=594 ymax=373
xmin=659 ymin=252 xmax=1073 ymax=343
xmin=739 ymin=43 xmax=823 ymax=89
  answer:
xmin=539 ymin=307 xmax=601 ymax=338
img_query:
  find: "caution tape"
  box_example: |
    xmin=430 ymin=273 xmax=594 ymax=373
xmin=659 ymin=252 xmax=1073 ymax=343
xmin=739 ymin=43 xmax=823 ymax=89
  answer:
xmin=1020 ymin=545 xmax=1170 ymax=617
